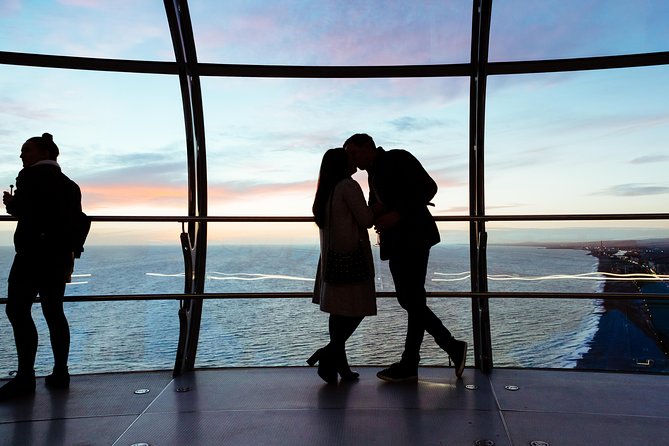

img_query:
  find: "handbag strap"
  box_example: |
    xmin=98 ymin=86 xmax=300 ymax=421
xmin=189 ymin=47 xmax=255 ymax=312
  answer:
xmin=328 ymin=180 xmax=365 ymax=247
xmin=327 ymin=187 xmax=335 ymax=245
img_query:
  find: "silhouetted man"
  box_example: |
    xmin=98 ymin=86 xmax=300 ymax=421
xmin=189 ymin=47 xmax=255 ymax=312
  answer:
xmin=344 ymin=133 xmax=467 ymax=382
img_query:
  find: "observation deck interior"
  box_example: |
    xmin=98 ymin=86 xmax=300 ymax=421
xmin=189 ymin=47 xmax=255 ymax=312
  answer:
xmin=2 ymin=1 xmax=669 ymax=445
xmin=1 ymin=367 xmax=667 ymax=446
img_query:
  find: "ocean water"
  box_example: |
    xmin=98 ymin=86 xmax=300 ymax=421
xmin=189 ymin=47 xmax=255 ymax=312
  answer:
xmin=0 ymin=244 xmax=603 ymax=376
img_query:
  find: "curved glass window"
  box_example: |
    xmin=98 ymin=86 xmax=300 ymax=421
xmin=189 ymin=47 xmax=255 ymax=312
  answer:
xmin=190 ymin=1 xmax=472 ymax=65
xmin=485 ymin=65 xmax=669 ymax=215
xmin=0 ymin=66 xmax=187 ymax=220
xmin=489 ymin=0 xmax=669 ymax=62
xmin=201 ymin=76 xmax=469 ymax=218
xmin=0 ymin=1 xmax=173 ymax=60
xmin=487 ymin=220 xmax=669 ymax=371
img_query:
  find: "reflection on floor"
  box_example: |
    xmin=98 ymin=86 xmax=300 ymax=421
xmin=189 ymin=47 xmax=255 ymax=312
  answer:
xmin=0 ymin=367 xmax=667 ymax=445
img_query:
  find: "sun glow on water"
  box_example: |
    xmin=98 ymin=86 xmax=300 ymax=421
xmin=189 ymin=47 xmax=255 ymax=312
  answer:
xmin=146 ymin=270 xmax=669 ymax=283
xmin=146 ymin=272 xmax=315 ymax=282
xmin=206 ymin=272 xmax=315 ymax=282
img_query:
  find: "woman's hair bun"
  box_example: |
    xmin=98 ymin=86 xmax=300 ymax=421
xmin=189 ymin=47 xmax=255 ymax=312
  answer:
xmin=42 ymin=132 xmax=53 ymax=142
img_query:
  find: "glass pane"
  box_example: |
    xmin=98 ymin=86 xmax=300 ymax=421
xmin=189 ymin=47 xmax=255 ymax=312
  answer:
xmin=578 ymin=230 xmax=669 ymax=372
xmin=487 ymin=222 xmax=669 ymax=372
xmin=0 ymin=222 xmax=13 ymax=252
xmin=204 ymin=222 xmax=471 ymax=294
xmin=67 ymin=229 xmax=186 ymax=297
xmin=197 ymin=222 xmax=473 ymax=368
xmin=0 ymin=299 xmax=179 ymax=375
xmin=487 ymin=231 xmax=602 ymax=368
xmin=485 ymin=66 xmax=669 ymax=215
xmin=197 ymin=295 xmax=473 ymax=368
xmin=0 ymin=66 xmax=187 ymax=216
xmin=0 ymin=225 xmax=185 ymax=298
xmin=190 ymin=0 xmax=472 ymax=65
xmin=202 ymin=77 xmax=469 ymax=217
xmin=490 ymin=0 xmax=669 ymax=61
xmin=199 ymin=223 xmax=319 ymax=367
xmin=0 ymin=235 xmax=184 ymax=374
xmin=428 ymin=222 xmax=471 ymax=293
xmin=422 ymin=223 xmax=473 ymax=367
xmin=205 ymin=230 xmax=320 ymax=294
xmin=0 ymin=1 xmax=173 ymax=60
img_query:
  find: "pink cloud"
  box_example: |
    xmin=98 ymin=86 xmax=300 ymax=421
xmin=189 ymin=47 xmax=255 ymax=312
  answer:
xmin=57 ymin=0 xmax=115 ymax=9
xmin=58 ymin=0 xmax=130 ymax=11
xmin=74 ymin=174 xmax=467 ymax=218
xmin=209 ymin=179 xmax=315 ymax=202
xmin=76 ymin=179 xmax=317 ymax=216
xmin=0 ymin=0 xmax=20 ymax=16
xmin=81 ymin=183 xmax=186 ymax=212
xmin=193 ymin=2 xmax=470 ymax=65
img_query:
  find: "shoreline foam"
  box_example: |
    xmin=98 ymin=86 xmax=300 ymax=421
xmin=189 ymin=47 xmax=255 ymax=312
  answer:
xmin=576 ymin=254 xmax=668 ymax=372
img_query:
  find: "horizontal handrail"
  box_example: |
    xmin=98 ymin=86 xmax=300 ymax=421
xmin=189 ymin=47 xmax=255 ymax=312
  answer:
xmin=463 ymin=213 xmax=669 ymax=221
xmin=1 ymin=290 xmax=667 ymax=304
xmin=0 ymin=215 xmax=665 ymax=303
xmin=0 ymin=213 xmax=668 ymax=223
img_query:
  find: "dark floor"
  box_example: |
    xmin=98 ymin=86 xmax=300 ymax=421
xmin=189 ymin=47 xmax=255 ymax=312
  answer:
xmin=0 ymin=367 xmax=667 ymax=446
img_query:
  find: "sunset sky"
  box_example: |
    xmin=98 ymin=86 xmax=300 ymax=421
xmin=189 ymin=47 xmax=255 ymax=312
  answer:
xmin=0 ymin=0 xmax=668 ymax=244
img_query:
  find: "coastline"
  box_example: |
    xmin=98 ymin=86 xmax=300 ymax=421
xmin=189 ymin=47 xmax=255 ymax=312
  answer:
xmin=576 ymin=254 xmax=669 ymax=372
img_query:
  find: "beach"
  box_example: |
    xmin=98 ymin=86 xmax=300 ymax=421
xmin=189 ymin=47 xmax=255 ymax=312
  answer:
xmin=576 ymin=253 xmax=669 ymax=372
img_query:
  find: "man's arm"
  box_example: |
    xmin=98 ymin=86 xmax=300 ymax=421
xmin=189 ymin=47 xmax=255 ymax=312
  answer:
xmin=391 ymin=150 xmax=438 ymax=216
xmin=372 ymin=150 xmax=437 ymax=231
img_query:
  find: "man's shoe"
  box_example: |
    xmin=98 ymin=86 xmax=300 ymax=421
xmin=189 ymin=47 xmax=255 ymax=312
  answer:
xmin=449 ymin=340 xmax=467 ymax=378
xmin=376 ymin=363 xmax=418 ymax=382
xmin=0 ymin=375 xmax=36 ymax=401
xmin=45 ymin=368 xmax=70 ymax=389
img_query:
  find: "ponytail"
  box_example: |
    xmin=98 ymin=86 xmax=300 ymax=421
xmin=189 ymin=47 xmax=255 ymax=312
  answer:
xmin=27 ymin=133 xmax=60 ymax=160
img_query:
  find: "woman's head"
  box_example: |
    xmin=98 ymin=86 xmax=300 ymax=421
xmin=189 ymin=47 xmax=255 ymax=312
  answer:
xmin=312 ymin=148 xmax=354 ymax=228
xmin=319 ymin=147 xmax=351 ymax=185
xmin=22 ymin=133 xmax=59 ymax=167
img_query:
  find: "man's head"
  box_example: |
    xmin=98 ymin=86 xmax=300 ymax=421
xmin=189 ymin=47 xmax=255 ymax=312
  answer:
xmin=344 ymin=133 xmax=377 ymax=170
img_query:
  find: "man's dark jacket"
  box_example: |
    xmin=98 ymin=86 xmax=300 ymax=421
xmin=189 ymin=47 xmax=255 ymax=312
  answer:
xmin=368 ymin=148 xmax=440 ymax=259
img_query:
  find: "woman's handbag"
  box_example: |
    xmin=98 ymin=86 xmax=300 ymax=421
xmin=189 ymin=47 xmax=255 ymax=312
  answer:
xmin=324 ymin=243 xmax=371 ymax=283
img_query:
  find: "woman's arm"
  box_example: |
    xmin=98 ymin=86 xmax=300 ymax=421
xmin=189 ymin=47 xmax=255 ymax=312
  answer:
xmin=341 ymin=179 xmax=374 ymax=228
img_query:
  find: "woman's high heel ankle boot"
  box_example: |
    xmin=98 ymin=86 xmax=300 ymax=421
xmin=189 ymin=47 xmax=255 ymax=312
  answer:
xmin=307 ymin=347 xmax=326 ymax=367
xmin=307 ymin=346 xmax=337 ymax=383
xmin=318 ymin=358 xmax=338 ymax=384
xmin=317 ymin=348 xmax=338 ymax=384
xmin=337 ymin=351 xmax=359 ymax=381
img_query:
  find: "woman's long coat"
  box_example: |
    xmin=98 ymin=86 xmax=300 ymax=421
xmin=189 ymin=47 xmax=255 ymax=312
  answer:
xmin=313 ymin=178 xmax=377 ymax=316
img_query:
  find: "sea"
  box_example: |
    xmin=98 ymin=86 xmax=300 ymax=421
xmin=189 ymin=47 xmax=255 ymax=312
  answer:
xmin=0 ymin=244 xmax=606 ymax=377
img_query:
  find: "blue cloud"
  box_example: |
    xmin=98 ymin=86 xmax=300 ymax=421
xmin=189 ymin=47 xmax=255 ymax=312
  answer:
xmin=629 ymin=155 xmax=669 ymax=164
xmin=598 ymin=183 xmax=669 ymax=197
xmin=389 ymin=116 xmax=451 ymax=132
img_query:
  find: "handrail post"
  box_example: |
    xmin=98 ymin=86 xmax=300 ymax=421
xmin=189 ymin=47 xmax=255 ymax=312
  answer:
xmin=469 ymin=0 xmax=494 ymax=373
xmin=165 ymin=0 xmax=208 ymax=376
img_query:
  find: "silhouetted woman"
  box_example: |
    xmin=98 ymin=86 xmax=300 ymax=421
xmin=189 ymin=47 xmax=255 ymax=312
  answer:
xmin=0 ymin=133 xmax=80 ymax=400
xmin=309 ymin=147 xmax=376 ymax=383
